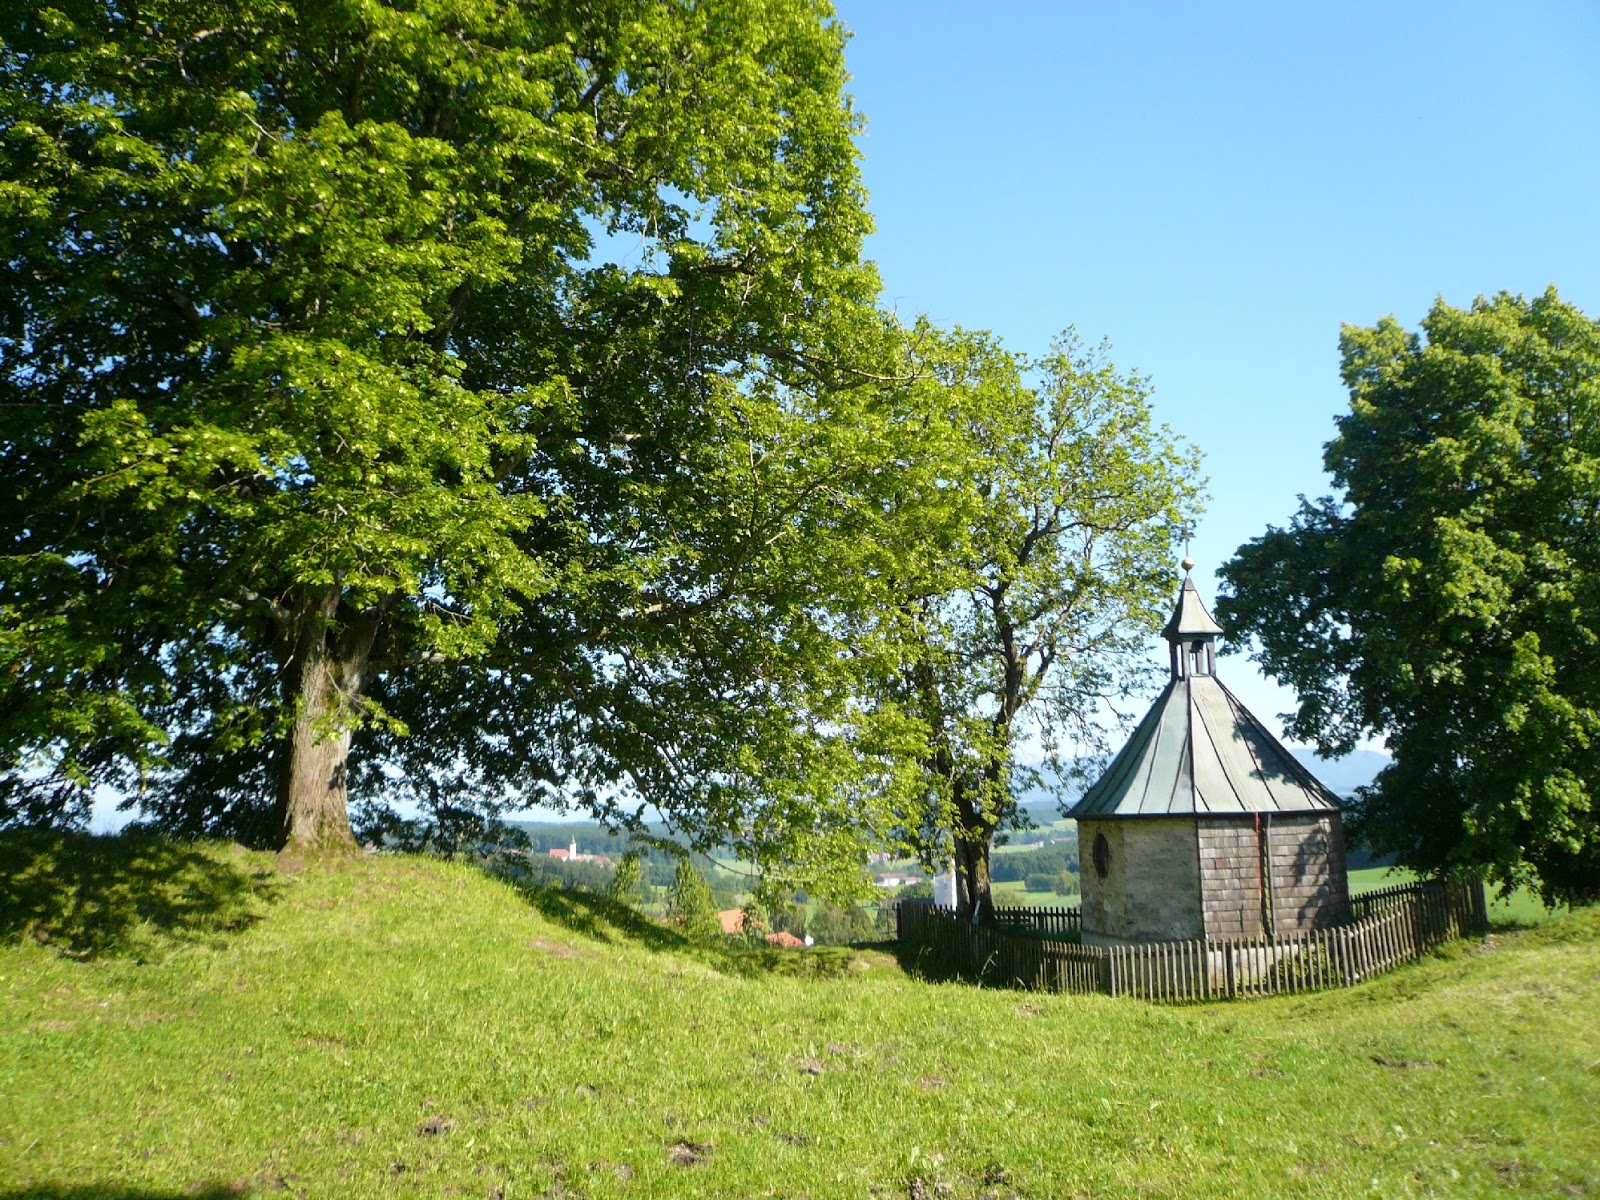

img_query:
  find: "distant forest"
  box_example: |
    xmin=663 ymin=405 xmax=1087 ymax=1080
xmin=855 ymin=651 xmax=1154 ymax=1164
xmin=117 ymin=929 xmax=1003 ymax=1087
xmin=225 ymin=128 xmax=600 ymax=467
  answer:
xmin=504 ymin=821 xmax=748 ymax=906
xmin=991 ymin=840 xmax=1081 ymax=895
xmin=502 ymin=818 xmax=1091 ymax=914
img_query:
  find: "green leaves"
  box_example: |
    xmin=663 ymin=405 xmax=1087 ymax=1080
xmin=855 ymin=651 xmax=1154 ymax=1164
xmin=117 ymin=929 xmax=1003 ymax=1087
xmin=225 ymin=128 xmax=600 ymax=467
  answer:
xmin=1219 ymin=289 xmax=1600 ymax=906
xmin=0 ymin=0 xmax=889 ymax=851
xmin=668 ymin=859 xmax=722 ymax=944
xmin=880 ymin=325 xmax=1204 ymax=911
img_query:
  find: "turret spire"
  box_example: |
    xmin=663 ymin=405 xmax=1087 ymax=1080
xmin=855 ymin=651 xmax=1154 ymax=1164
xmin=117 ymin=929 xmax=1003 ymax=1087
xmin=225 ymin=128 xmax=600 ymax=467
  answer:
xmin=1163 ymin=562 xmax=1223 ymax=680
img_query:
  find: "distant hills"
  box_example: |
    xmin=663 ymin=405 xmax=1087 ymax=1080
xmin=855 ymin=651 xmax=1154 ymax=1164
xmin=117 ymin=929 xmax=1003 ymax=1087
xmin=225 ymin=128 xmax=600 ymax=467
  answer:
xmin=504 ymin=749 xmax=1392 ymax=846
xmin=1288 ymin=747 xmax=1390 ymax=796
xmin=1012 ymin=747 xmax=1391 ymax=825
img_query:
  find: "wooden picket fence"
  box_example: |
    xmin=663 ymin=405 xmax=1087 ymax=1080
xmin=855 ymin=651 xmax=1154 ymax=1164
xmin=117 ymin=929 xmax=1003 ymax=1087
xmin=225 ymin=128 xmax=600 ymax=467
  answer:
xmin=897 ymin=877 xmax=1487 ymax=1002
xmin=990 ymin=903 xmax=1082 ymax=939
xmin=1349 ymin=879 xmax=1438 ymax=920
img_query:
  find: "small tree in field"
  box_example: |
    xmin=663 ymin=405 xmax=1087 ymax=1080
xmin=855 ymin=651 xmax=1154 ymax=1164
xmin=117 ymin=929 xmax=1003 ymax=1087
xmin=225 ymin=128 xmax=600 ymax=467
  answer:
xmin=807 ymin=901 xmax=875 ymax=945
xmin=769 ymin=899 xmax=809 ymax=940
xmin=738 ymin=895 xmax=772 ymax=945
xmin=606 ymin=852 xmax=644 ymax=909
xmin=668 ymin=861 xmax=722 ymax=943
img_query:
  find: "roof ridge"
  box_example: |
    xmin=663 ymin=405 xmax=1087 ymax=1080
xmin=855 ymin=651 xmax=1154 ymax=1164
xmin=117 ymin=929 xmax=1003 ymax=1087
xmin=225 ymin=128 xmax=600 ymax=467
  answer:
xmin=1182 ymin=677 xmax=1205 ymax=813
xmin=1194 ymin=677 xmax=1248 ymax=812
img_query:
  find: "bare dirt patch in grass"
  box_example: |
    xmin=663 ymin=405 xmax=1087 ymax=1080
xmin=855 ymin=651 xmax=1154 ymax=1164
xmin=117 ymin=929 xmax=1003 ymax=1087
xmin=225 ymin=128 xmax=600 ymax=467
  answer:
xmin=667 ymin=1140 xmax=712 ymax=1167
xmin=1372 ymin=1054 xmax=1439 ymax=1069
xmin=527 ymin=936 xmax=586 ymax=958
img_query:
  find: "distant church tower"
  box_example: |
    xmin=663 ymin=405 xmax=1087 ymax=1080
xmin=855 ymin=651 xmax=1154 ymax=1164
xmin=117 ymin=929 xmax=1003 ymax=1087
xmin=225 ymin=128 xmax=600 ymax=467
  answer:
xmin=1068 ymin=560 xmax=1351 ymax=946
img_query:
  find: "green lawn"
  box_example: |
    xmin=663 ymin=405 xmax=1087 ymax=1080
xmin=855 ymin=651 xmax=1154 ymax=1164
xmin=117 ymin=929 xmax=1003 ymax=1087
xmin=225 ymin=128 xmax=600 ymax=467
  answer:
xmin=990 ymin=880 xmax=1079 ymax=907
xmin=2 ymin=832 xmax=1598 ymax=1198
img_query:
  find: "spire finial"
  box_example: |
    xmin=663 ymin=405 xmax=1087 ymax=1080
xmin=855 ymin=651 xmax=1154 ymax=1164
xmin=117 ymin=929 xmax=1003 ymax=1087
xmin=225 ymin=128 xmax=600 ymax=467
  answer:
xmin=1177 ymin=520 xmax=1195 ymax=574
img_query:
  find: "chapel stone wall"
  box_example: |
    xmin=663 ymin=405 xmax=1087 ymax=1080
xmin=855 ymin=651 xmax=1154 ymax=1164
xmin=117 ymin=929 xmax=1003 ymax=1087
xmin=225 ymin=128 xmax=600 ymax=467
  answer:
xmin=1078 ymin=818 xmax=1203 ymax=946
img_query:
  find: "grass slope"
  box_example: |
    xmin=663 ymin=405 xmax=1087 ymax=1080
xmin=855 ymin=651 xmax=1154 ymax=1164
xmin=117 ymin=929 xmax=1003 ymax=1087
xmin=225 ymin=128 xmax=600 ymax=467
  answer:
xmin=1 ymin=834 xmax=1597 ymax=1199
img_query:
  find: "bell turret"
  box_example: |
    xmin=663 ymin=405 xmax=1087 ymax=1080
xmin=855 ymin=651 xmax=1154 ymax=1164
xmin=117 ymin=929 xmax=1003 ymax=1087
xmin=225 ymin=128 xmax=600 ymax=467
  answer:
xmin=1162 ymin=557 xmax=1224 ymax=680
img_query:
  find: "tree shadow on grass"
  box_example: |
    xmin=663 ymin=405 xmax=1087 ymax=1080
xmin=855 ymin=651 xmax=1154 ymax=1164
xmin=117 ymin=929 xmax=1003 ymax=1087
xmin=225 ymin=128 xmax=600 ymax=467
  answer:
xmin=886 ymin=934 xmax=1034 ymax=990
xmin=491 ymin=866 xmax=894 ymax=980
xmin=506 ymin=872 xmax=690 ymax=952
xmin=0 ymin=1190 xmax=247 ymax=1199
xmin=0 ymin=829 xmax=281 ymax=960
xmin=888 ymin=938 xmax=969 ymax=985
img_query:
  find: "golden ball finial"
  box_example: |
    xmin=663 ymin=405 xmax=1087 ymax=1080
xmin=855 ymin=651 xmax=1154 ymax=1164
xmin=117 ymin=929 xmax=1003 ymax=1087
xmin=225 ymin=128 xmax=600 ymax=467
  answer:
xmin=1181 ymin=556 xmax=1196 ymax=573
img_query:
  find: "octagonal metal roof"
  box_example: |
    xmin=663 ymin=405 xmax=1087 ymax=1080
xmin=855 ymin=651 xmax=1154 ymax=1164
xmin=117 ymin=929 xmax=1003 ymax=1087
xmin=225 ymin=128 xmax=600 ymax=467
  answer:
xmin=1069 ymin=573 xmax=1342 ymax=820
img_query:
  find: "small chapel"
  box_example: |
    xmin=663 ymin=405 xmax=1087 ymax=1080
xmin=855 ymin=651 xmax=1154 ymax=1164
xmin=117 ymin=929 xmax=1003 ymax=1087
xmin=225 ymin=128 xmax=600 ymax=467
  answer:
xmin=1069 ymin=562 xmax=1352 ymax=946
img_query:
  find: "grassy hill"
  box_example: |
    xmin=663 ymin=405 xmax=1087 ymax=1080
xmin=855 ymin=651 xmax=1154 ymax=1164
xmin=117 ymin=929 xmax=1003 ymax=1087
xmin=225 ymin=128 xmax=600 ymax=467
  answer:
xmin=2 ymin=834 xmax=1597 ymax=1198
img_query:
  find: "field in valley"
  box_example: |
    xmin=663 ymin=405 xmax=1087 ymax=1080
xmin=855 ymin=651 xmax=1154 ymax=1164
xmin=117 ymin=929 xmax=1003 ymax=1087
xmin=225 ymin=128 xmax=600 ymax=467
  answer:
xmin=1 ymin=833 xmax=1596 ymax=1199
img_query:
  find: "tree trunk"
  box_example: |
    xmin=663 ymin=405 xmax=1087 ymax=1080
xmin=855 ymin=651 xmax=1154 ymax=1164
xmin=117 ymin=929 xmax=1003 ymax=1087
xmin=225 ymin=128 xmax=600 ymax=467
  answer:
xmin=273 ymin=591 xmax=378 ymax=856
xmin=954 ymin=829 xmax=995 ymax=924
xmin=277 ymin=643 xmax=359 ymax=854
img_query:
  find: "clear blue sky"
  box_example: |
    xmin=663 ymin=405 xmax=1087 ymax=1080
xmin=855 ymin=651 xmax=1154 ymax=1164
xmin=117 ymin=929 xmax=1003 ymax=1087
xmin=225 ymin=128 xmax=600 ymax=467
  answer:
xmin=835 ymin=0 xmax=1600 ymax=740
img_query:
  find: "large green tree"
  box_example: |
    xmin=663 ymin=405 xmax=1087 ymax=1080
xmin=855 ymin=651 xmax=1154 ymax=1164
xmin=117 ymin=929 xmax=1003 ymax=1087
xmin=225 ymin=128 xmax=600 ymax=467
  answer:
xmin=1218 ymin=289 xmax=1600 ymax=907
xmin=887 ymin=327 xmax=1203 ymax=920
xmin=1 ymin=0 xmax=917 ymax=873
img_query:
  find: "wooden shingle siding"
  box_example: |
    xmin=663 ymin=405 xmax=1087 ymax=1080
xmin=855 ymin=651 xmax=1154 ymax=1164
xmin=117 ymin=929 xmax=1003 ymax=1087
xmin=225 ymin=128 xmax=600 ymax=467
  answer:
xmin=1194 ymin=813 xmax=1351 ymax=940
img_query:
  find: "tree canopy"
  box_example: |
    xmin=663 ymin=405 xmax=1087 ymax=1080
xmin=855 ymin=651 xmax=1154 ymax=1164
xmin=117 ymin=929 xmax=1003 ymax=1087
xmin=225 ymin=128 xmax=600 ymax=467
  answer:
xmin=2 ymin=1 xmax=1214 ymax=911
xmin=1217 ymin=289 xmax=1600 ymax=907
xmin=1 ymin=0 xmax=919 ymax=881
